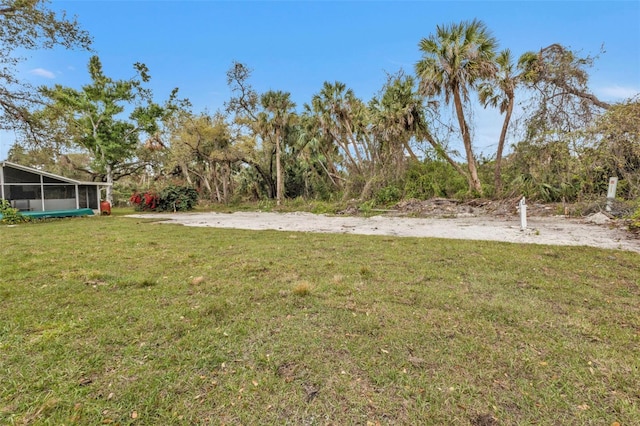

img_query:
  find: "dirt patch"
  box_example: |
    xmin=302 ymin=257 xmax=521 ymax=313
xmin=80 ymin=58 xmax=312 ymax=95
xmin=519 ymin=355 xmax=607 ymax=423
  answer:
xmin=470 ymin=413 xmax=499 ymax=426
xmin=127 ymin=200 xmax=640 ymax=254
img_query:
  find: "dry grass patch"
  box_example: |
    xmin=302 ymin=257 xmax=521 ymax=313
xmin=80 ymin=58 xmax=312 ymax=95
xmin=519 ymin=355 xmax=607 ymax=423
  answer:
xmin=292 ymin=281 xmax=313 ymax=297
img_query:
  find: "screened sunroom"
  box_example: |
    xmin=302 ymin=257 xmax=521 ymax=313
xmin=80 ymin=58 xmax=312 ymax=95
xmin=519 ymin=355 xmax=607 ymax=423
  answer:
xmin=0 ymin=161 xmax=110 ymax=214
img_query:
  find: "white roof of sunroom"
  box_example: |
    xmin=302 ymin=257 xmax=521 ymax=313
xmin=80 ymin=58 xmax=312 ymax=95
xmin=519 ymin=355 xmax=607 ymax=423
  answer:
xmin=0 ymin=160 xmax=111 ymax=186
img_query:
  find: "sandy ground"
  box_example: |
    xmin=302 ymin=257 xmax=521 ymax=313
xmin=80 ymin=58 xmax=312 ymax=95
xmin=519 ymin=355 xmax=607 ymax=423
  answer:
xmin=126 ymin=211 xmax=640 ymax=254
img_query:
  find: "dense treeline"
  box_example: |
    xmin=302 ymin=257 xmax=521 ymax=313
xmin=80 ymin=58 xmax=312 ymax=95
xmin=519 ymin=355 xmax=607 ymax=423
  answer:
xmin=2 ymin=2 xmax=638 ymax=207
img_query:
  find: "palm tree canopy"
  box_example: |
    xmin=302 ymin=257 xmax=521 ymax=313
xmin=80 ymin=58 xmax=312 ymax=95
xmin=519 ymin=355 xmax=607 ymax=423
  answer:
xmin=369 ymin=73 xmax=426 ymax=139
xmin=415 ymin=19 xmax=498 ymax=104
xmin=260 ymin=90 xmax=295 ymax=118
xmin=478 ymin=49 xmax=517 ymax=114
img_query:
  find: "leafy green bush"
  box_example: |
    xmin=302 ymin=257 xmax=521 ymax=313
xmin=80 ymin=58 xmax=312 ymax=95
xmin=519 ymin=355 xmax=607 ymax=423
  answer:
xmin=157 ymin=185 xmax=199 ymax=212
xmin=310 ymin=200 xmax=341 ymax=214
xmin=0 ymin=199 xmax=31 ymax=224
xmin=403 ymin=161 xmax=467 ymax=200
xmin=374 ymin=185 xmax=402 ymax=206
xmin=358 ymin=199 xmax=376 ymax=215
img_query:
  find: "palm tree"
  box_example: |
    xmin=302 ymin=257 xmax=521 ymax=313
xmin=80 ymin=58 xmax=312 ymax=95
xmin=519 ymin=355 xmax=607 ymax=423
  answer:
xmin=415 ymin=19 xmax=498 ymax=195
xmin=310 ymin=81 xmax=371 ymax=175
xmin=369 ymin=72 xmax=422 ymax=166
xmin=309 ymin=81 xmax=383 ymax=198
xmin=297 ymin=110 xmax=345 ymax=192
xmin=479 ymin=49 xmax=518 ymax=195
xmin=259 ymin=90 xmax=296 ymax=205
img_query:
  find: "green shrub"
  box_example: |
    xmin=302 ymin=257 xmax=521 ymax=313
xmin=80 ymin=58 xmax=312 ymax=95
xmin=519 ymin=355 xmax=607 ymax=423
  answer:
xmin=157 ymin=185 xmax=199 ymax=212
xmin=374 ymin=185 xmax=402 ymax=206
xmin=0 ymin=199 xmax=31 ymax=224
xmin=310 ymin=200 xmax=341 ymax=214
xmin=358 ymin=199 xmax=376 ymax=215
xmin=403 ymin=161 xmax=467 ymax=199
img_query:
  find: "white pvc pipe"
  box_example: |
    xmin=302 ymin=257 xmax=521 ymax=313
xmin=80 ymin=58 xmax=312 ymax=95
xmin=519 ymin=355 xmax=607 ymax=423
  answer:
xmin=519 ymin=197 xmax=527 ymax=230
xmin=606 ymin=177 xmax=618 ymax=212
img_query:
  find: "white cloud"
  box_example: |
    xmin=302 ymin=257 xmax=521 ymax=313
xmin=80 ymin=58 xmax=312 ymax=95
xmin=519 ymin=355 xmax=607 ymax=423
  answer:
xmin=597 ymin=85 xmax=639 ymax=101
xmin=29 ymin=68 xmax=56 ymax=79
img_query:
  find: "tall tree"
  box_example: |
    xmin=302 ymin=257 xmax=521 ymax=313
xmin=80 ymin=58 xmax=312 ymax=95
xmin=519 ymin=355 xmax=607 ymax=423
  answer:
xmin=226 ymin=62 xmax=278 ymax=200
xmin=296 ymin=109 xmax=345 ymax=193
xmin=309 ymin=81 xmax=378 ymax=197
xmin=369 ymin=71 xmax=423 ymax=175
xmin=478 ymin=49 xmax=519 ymax=195
xmin=587 ymin=98 xmax=640 ymax=198
xmin=311 ymin=82 xmax=366 ymax=175
xmin=258 ymin=91 xmax=296 ymax=205
xmin=37 ymin=55 xmax=177 ymax=203
xmin=0 ymin=0 xmax=91 ymax=134
xmin=519 ymin=44 xmax=611 ymax=141
xmin=166 ymin=111 xmax=238 ymax=202
xmin=416 ymin=19 xmax=498 ymax=195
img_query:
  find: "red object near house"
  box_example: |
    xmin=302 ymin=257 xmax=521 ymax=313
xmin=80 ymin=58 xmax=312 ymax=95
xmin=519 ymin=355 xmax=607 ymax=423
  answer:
xmin=142 ymin=193 xmax=157 ymax=209
xmin=100 ymin=200 xmax=112 ymax=215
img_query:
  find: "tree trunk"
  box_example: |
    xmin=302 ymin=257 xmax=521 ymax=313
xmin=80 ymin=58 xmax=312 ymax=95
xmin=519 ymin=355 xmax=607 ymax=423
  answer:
xmin=452 ymin=87 xmax=483 ymax=195
xmin=180 ymin=162 xmax=193 ymax=185
xmin=327 ymin=127 xmax=361 ymax=175
xmin=343 ymin=120 xmax=366 ymax=166
xmin=423 ymin=131 xmax=470 ymax=180
xmin=201 ymin=173 xmax=213 ymax=199
xmin=494 ymin=95 xmax=514 ymax=196
xmin=403 ymin=139 xmax=419 ymax=163
xmin=243 ymin=157 xmax=274 ymax=199
xmin=105 ymin=163 xmax=113 ymax=204
xmin=275 ymin=127 xmax=284 ymax=205
xmin=222 ymin=162 xmax=230 ymax=204
xmin=212 ymin=165 xmax=222 ymax=203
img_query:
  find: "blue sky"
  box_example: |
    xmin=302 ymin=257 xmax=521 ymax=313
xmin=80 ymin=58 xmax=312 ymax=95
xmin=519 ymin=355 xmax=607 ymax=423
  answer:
xmin=1 ymin=0 xmax=639 ymax=160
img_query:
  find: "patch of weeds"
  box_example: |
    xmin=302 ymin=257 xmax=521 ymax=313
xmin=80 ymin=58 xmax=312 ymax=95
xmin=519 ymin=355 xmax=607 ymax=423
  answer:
xmin=243 ymin=262 xmax=271 ymax=276
xmin=615 ymin=288 xmax=632 ymax=298
xmin=359 ymin=266 xmax=372 ymax=279
xmin=116 ymin=277 xmax=158 ymax=288
xmin=439 ymin=213 xmax=458 ymax=219
xmin=310 ymin=201 xmax=339 ymax=215
xmin=477 ymin=303 xmax=517 ymax=326
xmin=257 ymin=199 xmax=275 ymax=211
xmin=82 ymin=271 xmax=115 ymax=286
xmin=293 ymin=281 xmax=312 ymax=297
xmin=629 ymin=204 xmax=640 ymax=231
xmin=0 ymin=199 xmax=31 ymax=224
xmin=358 ymin=200 xmax=375 ymax=216
xmin=200 ymin=301 xmax=229 ymax=322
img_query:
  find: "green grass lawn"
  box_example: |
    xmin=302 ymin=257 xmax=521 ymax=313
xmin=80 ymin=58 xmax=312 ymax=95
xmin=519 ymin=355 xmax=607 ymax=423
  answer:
xmin=1 ymin=216 xmax=638 ymax=425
